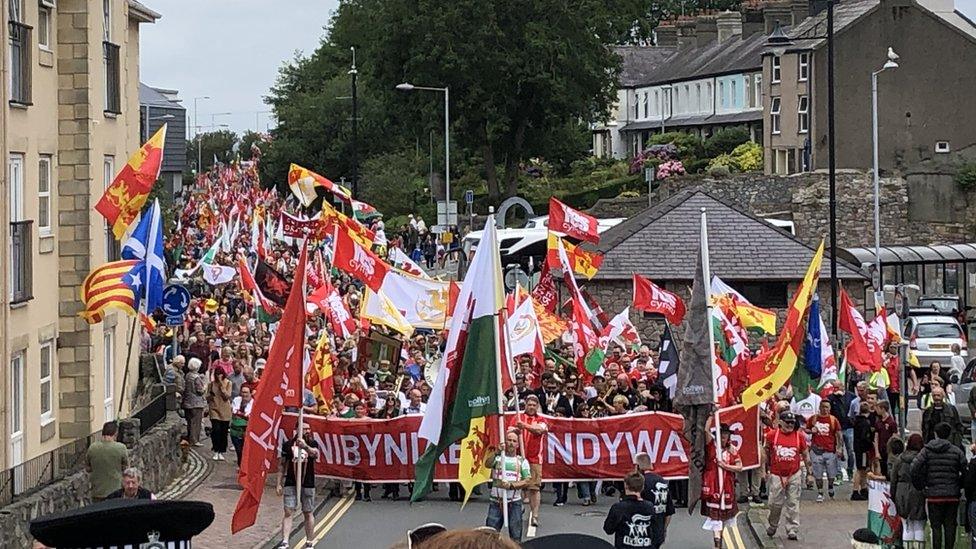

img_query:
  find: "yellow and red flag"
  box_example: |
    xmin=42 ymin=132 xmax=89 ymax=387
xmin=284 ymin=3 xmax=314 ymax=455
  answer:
xmin=288 ymin=163 xmax=352 ymax=207
xmin=742 ymin=241 xmax=824 ymax=409
xmin=546 ymin=233 xmax=603 ymax=279
xmin=95 ymin=125 xmax=166 ymax=239
xmin=306 ymin=330 xmax=335 ymax=412
xmin=322 ymin=201 xmax=374 ymax=248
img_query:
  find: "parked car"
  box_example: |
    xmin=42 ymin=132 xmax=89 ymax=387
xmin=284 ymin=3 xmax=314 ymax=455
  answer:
xmin=903 ymin=314 xmax=968 ymax=369
xmin=954 ymin=358 xmax=976 ymax=422
xmin=919 ymin=295 xmax=961 ymax=316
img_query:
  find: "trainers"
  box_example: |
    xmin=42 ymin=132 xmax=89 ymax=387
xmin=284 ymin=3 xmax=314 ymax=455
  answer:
xmin=828 ymin=489 xmax=835 ymax=499
xmin=304 ymin=543 xmax=314 ymax=549
xmin=816 ymin=494 xmax=824 ymax=503
xmin=212 ymin=453 xmax=219 ymax=461
xmin=788 ymin=533 xmax=798 ymax=541
xmin=276 ymin=543 xmax=289 ymax=549
xmin=217 ymin=453 xmax=225 ymax=461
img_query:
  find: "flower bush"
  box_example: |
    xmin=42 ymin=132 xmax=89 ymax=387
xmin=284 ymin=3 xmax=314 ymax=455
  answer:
xmin=656 ymin=160 xmax=685 ymax=180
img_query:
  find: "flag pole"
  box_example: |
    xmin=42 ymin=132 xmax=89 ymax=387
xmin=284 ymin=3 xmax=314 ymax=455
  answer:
xmin=491 ymin=224 xmax=510 ymax=535
xmin=117 ymin=316 xmax=139 ymax=417
xmin=699 ymin=208 xmax=726 ymax=494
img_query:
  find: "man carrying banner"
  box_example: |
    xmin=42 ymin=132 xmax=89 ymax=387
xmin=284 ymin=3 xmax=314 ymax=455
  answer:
xmin=276 ymin=423 xmax=319 ymax=549
xmin=516 ymin=395 xmax=549 ymax=527
xmin=484 ymin=429 xmax=531 ymax=541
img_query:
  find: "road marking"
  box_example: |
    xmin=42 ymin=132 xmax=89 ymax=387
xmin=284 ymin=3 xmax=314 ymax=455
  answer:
xmin=722 ymin=529 xmax=736 ymax=549
xmin=526 ymin=513 xmax=537 ymax=538
xmin=730 ymin=522 xmax=746 ymax=549
xmin=294 ymin=492 xmax=354 ymax=547
xmin=309 ymin=494 xmax=356 ymax=545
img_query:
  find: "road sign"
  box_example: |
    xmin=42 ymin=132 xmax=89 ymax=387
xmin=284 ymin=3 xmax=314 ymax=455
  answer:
xmin=161 ymin=284 xmax=191 ymax=317
xmin=437 ymin=200 xmax=458 ymax=226
xmin=165 ymin=315 xmax=184 ymax=327
xmin=464 ymin=190 xmax=474 ymax=205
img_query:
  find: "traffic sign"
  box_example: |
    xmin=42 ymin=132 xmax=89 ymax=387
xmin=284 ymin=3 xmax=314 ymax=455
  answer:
xmin=165 ymin=316 xmax=184 ymax=327
xmin=162 ymin=284 xmax=191 ymax=317
xmin=464 ymin=190 xmax=474 ymax=205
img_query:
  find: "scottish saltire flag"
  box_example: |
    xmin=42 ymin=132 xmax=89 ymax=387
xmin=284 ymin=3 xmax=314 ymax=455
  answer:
xmin=121 ymin=199 xmax=166 ymax=314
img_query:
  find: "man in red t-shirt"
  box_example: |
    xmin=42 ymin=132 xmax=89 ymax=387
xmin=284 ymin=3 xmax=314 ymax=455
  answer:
xmin=764 ymin=412 xmax=811 ymax=541
xmin=804 ymin=400 xmax=844 ymax=502
xmin=517 ymin=395 xmax=548 ymax=528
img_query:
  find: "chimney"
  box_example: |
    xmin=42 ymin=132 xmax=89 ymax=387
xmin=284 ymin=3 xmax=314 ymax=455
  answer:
xmin=808 ymin=0 xmax=829 ymax=16
xmin=695 ymin=16 xmax=718 ymax=47
xmin=741 ymin=4 xmax=765 ymax=37
xmin=656 ymin=23 xmax=678 ymax=47
xmin=716 ymin=10 xmax=743 ymax=42
xmin=791 ymin=0 xmax=809 ymax=23
xmin=763 ymin=1 xmax=794 ymax=34
xmin=676 ymin=19 xmax=698 ymax=48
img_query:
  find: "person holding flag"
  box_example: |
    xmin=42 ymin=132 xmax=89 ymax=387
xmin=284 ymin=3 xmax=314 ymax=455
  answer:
xmin=483 ymin=429 xmax=531 ymax=541
xmin=276 ymin=422 xmax=319 ymax=549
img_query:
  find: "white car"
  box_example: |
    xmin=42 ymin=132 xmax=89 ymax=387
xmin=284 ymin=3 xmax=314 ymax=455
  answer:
xmin=462 ymin=215 xmax=624 ymax=267
xmin=903 ymin=314 xmax=968 ymax=368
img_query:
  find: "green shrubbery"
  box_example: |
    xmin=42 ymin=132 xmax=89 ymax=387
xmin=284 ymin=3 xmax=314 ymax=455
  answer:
xmin=955 ymin=163 xmax=976 ymax=190
xmin=706 ymin=141 xmax=763 ymax=173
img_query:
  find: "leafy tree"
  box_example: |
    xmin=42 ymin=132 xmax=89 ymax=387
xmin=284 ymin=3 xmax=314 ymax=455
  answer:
xmin=186 ymin=130 xmax=238 ymax=173
xmin=360 ymin=150 xmax=434 ymax=220
xmin=703 ymin=126 xmax=750 ymax=158
xmin=240 ymin=130 xmax=269 ymax=160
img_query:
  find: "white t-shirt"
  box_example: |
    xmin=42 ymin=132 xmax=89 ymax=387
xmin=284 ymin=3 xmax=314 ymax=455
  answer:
xmin=791 ymin=392 xmax=822 ymax=420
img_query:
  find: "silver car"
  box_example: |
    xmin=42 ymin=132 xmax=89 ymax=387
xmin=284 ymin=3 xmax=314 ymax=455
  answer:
xmin=904 ymin=315 xmax=968 ymax=369
xmin=954 ymin=359 xmax=976 ymax=422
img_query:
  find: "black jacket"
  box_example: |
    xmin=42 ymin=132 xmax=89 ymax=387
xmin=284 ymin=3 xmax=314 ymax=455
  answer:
xmin=964 ymin=457 xmax=976 ymax=502
xmin=891 ymin=450 xmax=926 ymax=520
xmin=911 ymin=438 xmax=966 ymax=499
xmin=828 ymin=391 xmax=855 ymax=430
xmin=604 ymin=495 xmax=666 ymax=549
xmin=921 ymin=404 xmax=963 ymax=447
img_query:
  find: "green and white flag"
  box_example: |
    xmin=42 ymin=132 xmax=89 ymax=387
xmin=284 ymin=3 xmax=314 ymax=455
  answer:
xmin=867 ymin=479 xmax=901 ymax=548
xmin=411 ymin=216 xmax=505 ymax=502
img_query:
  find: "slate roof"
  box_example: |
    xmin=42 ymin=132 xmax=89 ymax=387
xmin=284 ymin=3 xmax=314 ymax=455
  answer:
xmin=785 ymin=0 xmax=878 ymax=50
xmin=139 ymin=83 xmax=183 ymax=109
xmin=614 ymin=46 xmax=679 ymax=87
xmin=587 ymin=188 xmax=865 ymax=281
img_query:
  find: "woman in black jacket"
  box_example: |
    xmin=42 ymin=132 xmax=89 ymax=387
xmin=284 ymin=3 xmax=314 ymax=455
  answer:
xmin=892 ymin=434 xmax=927 ymax=549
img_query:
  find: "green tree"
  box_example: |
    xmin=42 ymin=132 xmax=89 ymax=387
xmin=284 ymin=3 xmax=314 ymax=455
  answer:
xmin=187 ymin=130 xmax=239 ymax=173
xmin=360 ymin=150 xmax=433 ymax=220
xmin=240 ymin=130 xmax=269 ymax=160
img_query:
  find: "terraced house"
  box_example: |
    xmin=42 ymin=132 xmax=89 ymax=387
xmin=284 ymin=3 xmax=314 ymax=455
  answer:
xmin=0 ymin=0 xmax=158 ymax=492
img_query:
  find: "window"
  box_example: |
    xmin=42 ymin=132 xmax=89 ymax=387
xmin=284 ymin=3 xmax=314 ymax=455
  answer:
xmin=770 ymin=97 xmax=781 ymax=134
xmin=104 ymin=329 xmax=115 ymax=421
xmin=38 ymin=155 xmax=51 ymax=233
xmin=719 ymin=81 xmax=726 ymax=108
xmin=40 ymin=341 xmax=53 ymax=421
xmin=695 ymin=83 xmax=702 ymax=112
xmin=683 ymin=85 xmax=690 ymax=113
xmin=102 ymin=0 xmax=111 ymax=41
xmin=11 ymin=352 xmax=24 ymax=438
xmin=103 ymin=41 xmax=121 ymax=114
xmin=653 ymin=90 xmax=659 ymax=117
xmin=798 ymin=53 xmax=809 ymax=81
xmin=8 ymin=1 xmax=32 ymax=105
xmin=772 ymin=55 xmax=781 ymax=83
xmin=754 ymin=74 xmax=763 ymax=108
xmin=633 ymin=92 xmax=639 ymax=119
xmin=731 ymin=80 xmax=738 ymax=108
xmin=642 ymin=92 xmax=648 ymax=119
xmin=705 ymin=82 xmax=712 ymax=110
xmin=103 ymin=156 xmax=120 ymax=261
xmin=38 ymin=2 xmax=53 ymax=50
xmin=797 ymin=95 xmax=809 ymax=133
xmin=9 ymin=154 xmax=32 ymax=303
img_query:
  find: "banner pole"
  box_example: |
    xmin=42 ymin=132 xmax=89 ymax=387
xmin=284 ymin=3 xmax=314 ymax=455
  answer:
xmin=118 ymin=316 xmax=138 ymax=418
xmin=700 ymin=208 xmax=726 ymax=501
xmin=493 ymin=307 xmax=510 ymax=535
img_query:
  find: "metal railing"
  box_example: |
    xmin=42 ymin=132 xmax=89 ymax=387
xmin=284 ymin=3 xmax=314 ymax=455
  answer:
xmin=0 ymin=387 xmax=170 ymax=506
xmin=8 ymin=21 xmax=32 ymax=105
xmin=10 ymin=220 xmax=33 ymax=304
xmin=103 ymin=41 xmax=121 ymax=114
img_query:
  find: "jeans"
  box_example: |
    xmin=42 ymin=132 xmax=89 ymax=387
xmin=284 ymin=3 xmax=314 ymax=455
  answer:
xmin=486 ymin=500 xmax=523 ymax=541
xmin=928 ymin=500 xmax=960 ymax=549
xmin=553 ymin=482 xmax=568 ymax=502
xmin=968 ymin=500 xmax=976 ymax=549
xmin=576 ymin=481 xmax=596 ymax=501
xmin=842 ymin=428 xmax=855 ymax=474
xmin=231 ymin=435 xmax=244 ymax=463
xmin=970 ymin=420 xmax=976 ymax=443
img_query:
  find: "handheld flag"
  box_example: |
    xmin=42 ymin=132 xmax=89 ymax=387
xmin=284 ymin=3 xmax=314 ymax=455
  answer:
xmin=546 ymin=233 xmax=602 ymax=279
xmin=548 ymin=197 xmax=600 ymax=243
xmin=288 ymin=163 xmax=352 ymax=207
xmin=658 ymin=323 xmax=680 ymax=397
xmin=96 ymin=125 xmax=166 ymax=239
xmin=839 ymin=289 xmax=883 ymax=373
xmin=632 ymin=273 xmax=686 ymax=325
xmin=333 ymin=229 xmax=390 ymax=292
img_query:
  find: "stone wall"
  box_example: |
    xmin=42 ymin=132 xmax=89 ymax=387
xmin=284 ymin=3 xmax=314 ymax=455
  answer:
xmin=0 ymin=413 xmax=185 ymax=549
xmin=588 ymin=170 xmax=976 ymax=250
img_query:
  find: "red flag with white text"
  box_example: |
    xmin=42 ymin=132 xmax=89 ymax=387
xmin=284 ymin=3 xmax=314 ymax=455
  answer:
xmin=632 ymin=273 xmax=686 ymax=325
xmin=548 ymin=197 xmax=600 ymax=244
xmin=333 ymin=229 xmax=390 ymax=291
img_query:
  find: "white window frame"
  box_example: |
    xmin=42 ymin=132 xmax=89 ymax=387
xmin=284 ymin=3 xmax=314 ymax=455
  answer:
xmin=798 ymin=95 xmax=809 ymax=134
xmin=38 ymin=155 xmax=51 ymax=234
xmin=770 ymin=97 xmax=782 ymax=134
xmin=38 ymin=2 xmax=53 ymax=50
xmin=730 ymin=80 xmax=737 ymax=108
xmin=798 ymin=53 xmax=809 ymax=82
xmin=633 ymin=91 xmax=639 ymax=119
xmin=9 ymin=153 xmax=24 ymax=222
xmin=102 ymin=0 xmax=111 ymax=42
xmin=9 ymin=0 xmax=23 ymax=22
xmin=103 ymin=156 xmax=117 ymax=261
xmin=9 ymin=351 xmax=25 ymax=468
xmin=652 ymin=89 xmax=659 ymax=117
xmin=40 ymin=340 xmax=54 ymax=423
xmin=104 ymin=329 xmax=115 ymax=421
xmin=695 ymin=83 xmax=702 ymax=113
xmin=642 ymin=92 xmax=648 ymax=119
xmin=719 ymin=81 xmax=726 ymax=109
xmin=772 ymin=56 xmax=781 ymax=83
xmin=705 ymin=81 xmax=712 ymax=111
xmin=754 ymin=74 xmax=763 ymax=108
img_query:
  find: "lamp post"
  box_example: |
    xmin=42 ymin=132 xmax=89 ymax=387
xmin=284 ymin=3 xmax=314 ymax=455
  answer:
xmin=396 ymin=82 xmax=450 ymax=225
xmin=350 ymin=47 xmax=359 ymax=199
xmin=192 ymin=96 xmax=210 ymax=174
xmin=871 ymin=48 xmax=899 ymax=301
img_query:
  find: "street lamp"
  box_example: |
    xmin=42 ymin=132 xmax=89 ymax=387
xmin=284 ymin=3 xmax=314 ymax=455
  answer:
xmin=396 ymin=82 xmax=451 ymax=225
xmin=871 ymin=47 xmax=899 ymax=302
xmin=193 ymin=96 xmax=211 ymax=175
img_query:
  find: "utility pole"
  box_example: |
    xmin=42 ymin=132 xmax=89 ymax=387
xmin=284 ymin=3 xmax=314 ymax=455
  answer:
xmin=349 ymin=47 xmax=359 ymax=199
xmin=827 ymin=0 xmax=838 ymax=339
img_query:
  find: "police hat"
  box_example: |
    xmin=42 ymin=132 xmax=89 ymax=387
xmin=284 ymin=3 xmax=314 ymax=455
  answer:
xmin=30 ymin=499 xmax=214 ymax=548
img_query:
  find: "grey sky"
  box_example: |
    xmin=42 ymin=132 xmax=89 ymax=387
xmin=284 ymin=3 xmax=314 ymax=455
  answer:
xmin=139 ymin=0 xmax=974 ymax=138
xmin=139 ymin=0 xmax=340 ymax=136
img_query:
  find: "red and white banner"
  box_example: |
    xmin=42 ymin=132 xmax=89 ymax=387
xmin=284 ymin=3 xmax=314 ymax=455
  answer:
xmin=281 ymin=211 xmax=323 ymax=239
xmin=632 ymin=274 xmax=686 ymax=325
xmin=549 ymin=197 xmax=600 ymax=244
xmin=333 ymin=230 xmax=390 ymax=291
xmin=280 ymin=404 xmax=758 ymax=482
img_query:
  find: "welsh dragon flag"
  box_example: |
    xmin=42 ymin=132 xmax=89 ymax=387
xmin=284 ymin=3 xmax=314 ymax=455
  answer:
xmin=411 ymin=216 xmax=504 ymax=503
xmin=868 ymin=479 xmax=901 ymax=547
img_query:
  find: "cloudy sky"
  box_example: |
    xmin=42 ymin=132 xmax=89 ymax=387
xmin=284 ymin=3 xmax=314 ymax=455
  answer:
xmin=140 ymin=0 xmax=975 ymax=137
xmin=140 ymin=1 xmax=340 ymax=135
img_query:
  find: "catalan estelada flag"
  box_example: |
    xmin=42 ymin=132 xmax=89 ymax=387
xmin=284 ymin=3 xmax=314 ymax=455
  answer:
xmin=95 ymin=125 xmax=167 ymax=239
xmin=80 ymin=260 xmax=140 ymax=323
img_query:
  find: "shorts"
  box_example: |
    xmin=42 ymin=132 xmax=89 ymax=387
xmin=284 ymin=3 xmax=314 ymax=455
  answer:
xmin=854 ymin=450 xmax=872 ymax=472
xmin=811 ymin=450 xmax=839 ymax=479
xmin=702 ymin=517 xmax=736 ymax=532
xmin=283 ymin=486 xmax=315 ymax=513
xmin=526 ymin=463 xmax=542 ymax=491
